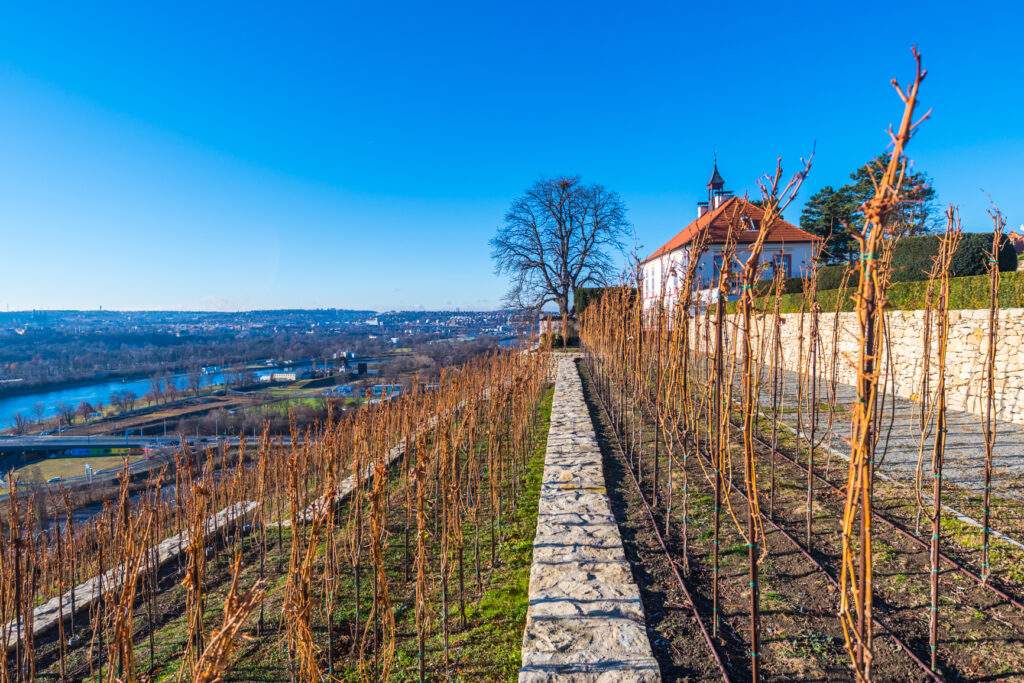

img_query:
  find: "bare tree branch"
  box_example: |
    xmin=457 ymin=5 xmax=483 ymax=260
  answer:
xmin=490 ymin=176 xmax=629 ymax=318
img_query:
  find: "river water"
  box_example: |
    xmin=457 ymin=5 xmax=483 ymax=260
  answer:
xmin=0 ymin=360 xmax=317 ymax=430
xmin=1 ymin=337 xmax=520 ymax=431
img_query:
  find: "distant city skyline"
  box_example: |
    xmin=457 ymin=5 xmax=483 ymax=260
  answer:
xmin=1 ymin=1 xmax=1021 ymax=311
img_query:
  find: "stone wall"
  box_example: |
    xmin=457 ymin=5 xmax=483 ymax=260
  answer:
xmin=519 ymin=356 xmax=659 ymax=682
xmin=712 ymin=307 xmax=1024 ymax=426
xmin=5 ymin=408 xmax=428 ymax=650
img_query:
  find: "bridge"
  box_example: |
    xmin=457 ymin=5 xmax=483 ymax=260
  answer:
xmin=0 ymin=435 xmax=282 ymax=455
xmin=0 ymin=435 xmax=179 ymax=456
xmin=0 ymin=435 xmax=274 ymax=481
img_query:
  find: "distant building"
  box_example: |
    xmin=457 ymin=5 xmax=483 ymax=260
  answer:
xmin=370 ymin=383 xmax=402 ymax=398
xmin=640 ymin=163 xmax=821 ymax=311
xmin=258 ymin=371 xmax=297 ymax=383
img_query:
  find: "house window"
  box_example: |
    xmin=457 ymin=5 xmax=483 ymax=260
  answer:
xmin=769 ymin=253 xmax=792 ymax=278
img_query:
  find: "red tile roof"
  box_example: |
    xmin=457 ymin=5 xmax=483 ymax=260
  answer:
xmin=642 ymin=196 xmax=820 ymax=264
xmin=1009 ymin=231 xmax=1024 ymax=255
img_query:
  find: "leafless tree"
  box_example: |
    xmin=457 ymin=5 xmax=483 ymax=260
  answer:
xmin=188 ymin=365 xmax=203 ymax=395
xmin=164 ymin=372 xmax=179 ymax=403
xmin=491 ymin=176 xmax=629 ymax=342
xmin=147 ymin=375 xmax=165 ymax=405
xmin=12 ymin=413 xmax=30 ymax=435
xmin=126 ymin=390 xmax=138 ymax=411
xmin=76 ymin=401 xmax=95 ymax=423
xmin=57 ymin=403 xmax=76 ymax=428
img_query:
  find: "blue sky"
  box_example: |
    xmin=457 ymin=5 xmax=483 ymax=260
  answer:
xmin=1 ymin=2 xmax=1021 ymax=311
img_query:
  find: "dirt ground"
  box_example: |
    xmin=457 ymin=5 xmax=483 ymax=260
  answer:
xmin=578 ymin=361 xmax=1024 ymax=682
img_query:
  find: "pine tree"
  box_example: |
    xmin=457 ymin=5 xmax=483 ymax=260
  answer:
xmin=799 ymin=184 xmax=858 ymax=263
xmin=801 ymin=155 xmax=937 ymax=263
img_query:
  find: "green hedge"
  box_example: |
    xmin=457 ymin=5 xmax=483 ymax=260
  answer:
xmin=781 ymin=263 xmax=851 ymax=294
xmin=780 ymin=233 xmax=1017 ymax=297
xmin=766 ymin=269 xmax=1024 ymax=313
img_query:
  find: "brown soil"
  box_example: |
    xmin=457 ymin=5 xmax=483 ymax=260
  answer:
xmin=578 ymin=360 xmax=1024 ymax=682
xmin=65 ymin=394 xmax=257 ymax=436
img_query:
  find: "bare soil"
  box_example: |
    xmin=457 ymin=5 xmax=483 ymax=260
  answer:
xmin=578 ymin=360 xmax=1024 ymax=682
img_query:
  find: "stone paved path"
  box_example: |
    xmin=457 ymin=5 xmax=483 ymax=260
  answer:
xmin=761 ymin=368 xmax=1024 ymax=497
xmin=520 ymin=356 xmax=660 ymax=682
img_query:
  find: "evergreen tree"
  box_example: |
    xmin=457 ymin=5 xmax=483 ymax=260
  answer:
xmin=846 ymin=153 xmax=937 ymax=237
xmin=800 ymin=155 xmax=937 ymax=263
xmin=799 ymin=184 xmax=858 ymax=263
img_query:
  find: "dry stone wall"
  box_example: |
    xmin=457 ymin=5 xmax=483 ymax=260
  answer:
xmin=519 ymin=356 xmax=659 ymax=682
xmin=709 ymin=307 xmax=1024 ymax=426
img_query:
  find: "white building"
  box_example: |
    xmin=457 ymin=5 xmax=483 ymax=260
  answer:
xmin=640 ymin=164 xmax=821 ymax=311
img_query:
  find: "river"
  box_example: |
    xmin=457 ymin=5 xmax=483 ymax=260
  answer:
xmin=1 ymin=336 xmax=521 ymax=430
xmin=0 ymin=359 xmax=318 ymax=430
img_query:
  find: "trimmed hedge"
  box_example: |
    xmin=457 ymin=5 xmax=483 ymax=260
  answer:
xmin=953 ymin=232 xmax=1018 ymax=275
xmin=776 ymin=233 xmax=1017 ymax=300
xmin=779 ymin=263 xmax=850 ymax=295
xmin=766 ymin=270 xmax=1024 ymax=313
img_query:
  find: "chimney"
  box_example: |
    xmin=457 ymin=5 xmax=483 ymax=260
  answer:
xmin=712 ymin=190 xmax=733 ymax=210
xmin=696 ymin=201 xmax=709 ymax=218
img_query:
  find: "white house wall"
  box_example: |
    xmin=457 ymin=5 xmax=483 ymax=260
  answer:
xmin=642 ymin=241 xmax=815 ymax=311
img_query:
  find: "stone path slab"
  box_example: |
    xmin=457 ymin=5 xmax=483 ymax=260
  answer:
xmin=760 ymin=368 xmax=1024 ymax=498
xmin=520 ymin=356 xmax=660 ymax=682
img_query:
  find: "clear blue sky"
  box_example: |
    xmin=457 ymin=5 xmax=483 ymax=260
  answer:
xmin=1 ymin=2 xmax=1021 ymax=311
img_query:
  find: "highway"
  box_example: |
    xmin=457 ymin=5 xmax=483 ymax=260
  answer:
xmin=0 ymin=434 xmax=296 ymax=455
xmin=0 ymin=434 xmax=301 ymax=502
xmin=0 ymin=435 xmax=178 ymax=454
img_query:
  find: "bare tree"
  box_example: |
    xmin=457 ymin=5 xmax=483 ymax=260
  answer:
xmin=187 ymin=365 xmax=203 ymax=396
xmin=491 ymin=176 xmax=628 ymax=343
xmin=163 ymin=372 xmax=179 ymax=403
xmin=147 ymin=375 xmax=165 ymax=405
xmin=76 ymin=401 xmax=95 ymax=423
xmin=12 ymin=413 xmax=30 ymax=435
xmin=57 ymin=403 xmax=76 ymax=429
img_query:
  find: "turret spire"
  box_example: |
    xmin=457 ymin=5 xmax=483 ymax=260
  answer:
xmin=707 ymin=158 xmax=725 ymax=191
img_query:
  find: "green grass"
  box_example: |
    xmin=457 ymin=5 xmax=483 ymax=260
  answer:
xmin=0 ymin=454 xmax=146 ymax=490
xmin=258 ymin=396 xmax=327 ymax=414
xmin=108 ymin=386 xmax=555 ymax=682
xmin=388 ymin=386 xmax=553 ymax=681
xmin=874 ymin=539 xmax=898 ymax=564
xmin=782 ymin=629 xmax=842 ymax=665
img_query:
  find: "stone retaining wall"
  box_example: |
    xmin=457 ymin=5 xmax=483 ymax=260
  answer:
xmin=5 ymin=414 xmax=422 ymax=650
xmin=709 ymin=307 xmax=1024 ymax=426
xmin=3 ymin=501 xmax=258 ymax=650
xmin=519 ymin=356 xmax=659 ymax=682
